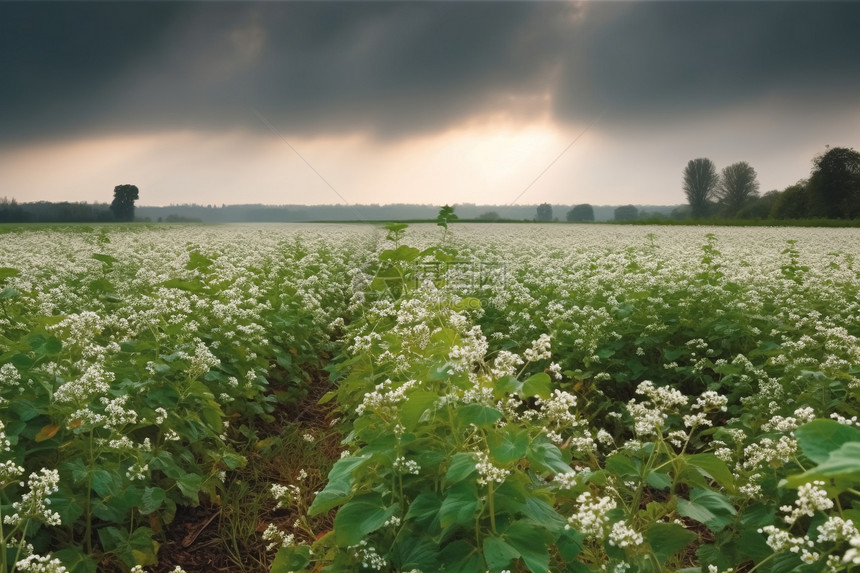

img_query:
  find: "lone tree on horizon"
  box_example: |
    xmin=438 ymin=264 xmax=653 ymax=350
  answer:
xmin=110 ymin=184 xmax=139 ymax=221
xmin=683 ymin=158 xmax=719 ymax=218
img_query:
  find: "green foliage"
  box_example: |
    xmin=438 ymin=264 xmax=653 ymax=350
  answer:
xmin=436 ymin=204 xmax=458 ymax=231
xmin=4 ymin=222 xmax=860 ymax=573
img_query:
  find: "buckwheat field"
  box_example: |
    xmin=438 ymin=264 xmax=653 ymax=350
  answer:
xmin=2 ymin=223 xmax=859 ymax=573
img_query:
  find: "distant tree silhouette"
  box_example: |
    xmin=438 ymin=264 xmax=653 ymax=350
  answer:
xmin=535 ymin=203 xmax=553 ymax=221
xmin=771 ymin=182 xmax=811 ymax=219
xmin=477 ymin=211 xmax=501 ymax=221
xmin=717 ymin=162 xmax=759 ymax=217
xmin=614 ymin=205 xmax=639 ymax=221
xmin=807 ymin=147 xmax=860 ymax=219
xmin=110 ymin=184 xmax=139 ymax=221
xmin=566 ymin=204 xmax=594 ymax=222
xmin=0 ymin=197 xmax=29 ymax=222
xmin=683 ymin=158 xmax=719 ymax=218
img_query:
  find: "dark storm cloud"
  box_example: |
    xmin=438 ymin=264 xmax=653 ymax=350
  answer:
xmin=556 ymin=1 xmax=860 ymax=124
xmin=1 ymin=1 xmax=859 ymax=146
xmin=0 ymin=2 xmax=572 ymax=143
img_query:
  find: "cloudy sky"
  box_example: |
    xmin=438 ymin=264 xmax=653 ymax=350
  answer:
xmin=2 ymin=1 xmax=859 ymax=208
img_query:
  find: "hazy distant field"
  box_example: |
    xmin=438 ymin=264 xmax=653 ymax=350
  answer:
xmin=2 ymin=223 xmax=860 ymax=573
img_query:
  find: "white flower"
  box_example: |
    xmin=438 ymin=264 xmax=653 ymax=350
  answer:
xmin=608 ymin=521 xmax=643 ymax=547
xmin=781 ymin=481 xmax=834 ymax=525
xmin=566 ymin=491 xmax=616 ymax=539
xmin=474 ymin=451 xmax=510 ymax=486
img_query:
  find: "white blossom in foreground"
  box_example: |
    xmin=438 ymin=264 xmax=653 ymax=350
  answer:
xmin=3 ymin=468 xmax=62 ymax=527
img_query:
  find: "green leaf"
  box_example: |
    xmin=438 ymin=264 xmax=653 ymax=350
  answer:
xmin=483 ymin=536 xmax=519 ymax=572
xmin=92 ymin=469 xmax=122 ymax=498
xmin=521 ymin=497 xmax=567 ymax=535
xmin=440 ymin=540 xmax=483 ymax=573
xmin=495 ymin=375 xmax=522 ymax=397
xmin=438 ymin=481 xmax=479 ymax=528
xmin=92 ymin=253 xmax=118 ymax=265
xmin=644 ymin=522 xmax=697 ymax=563
xmin=379 ymin=245 xmax=421 ymax=262
xmin=504 ymin=520 xmax=552 ymax=573
xmin=488 ymin=427 xmax=530 ymax=464
xmin=605 ymin=453 xmax=640 ymax=478
xmin=161 ymin=278 xmax=204 ymax=292
xmin=140 ymin=487 xmax=166 ymax=515
xmin=271 ymin=545 xmax=311 ymax=573
xmin=176 ymin=473 xmax=203 ymax=503
xmin=0 ymin=267 xmax=21 ymax=281
xmin=51 ymin=493 xmax=85 ymax=525
xmin=445 ymin=452 xmax=477 ymax=484
xmin=458 ymin=403 xmax=503 ymax=427
xmin=677 ymin=489 xmax=736 ymax=533
xmin=794 ymin=419 xmax=860 ymax=465
xmin=526 ymin=435 xmax=571 ymax=475
xmin=186 ymin=250 xmax=214 ymax=271
xmin=735 ymin=527 xmax=772 ymax=562
xmin=390 ymin=536 xmax=440 ymax=572
xmin=88 ymin=277 xmax=115 ymax=292
xmin=400 ymin=390 xmax=438 ymax=431
xmin=51 ymin=547 xmax=97 ymax=573
xmin=685 ymin=453 xmax=737 ymax=493
xmin=308 ymin=455 xmax=371 ymax=516
xmin=221 ymin=452 xmax=246 ymax=470
xmin=556 ymin=528 xmax=585 ymax=561
xmin=521 ymin=372 xmax=552 ymax=399
xmin=784 ymin=441 xmax=860 ymax=491
xmin=646 ymin=471 xmax=671 ymax=491
xmin=664 ymin=348 xmax=684 ymax=361
xmin=405 ymin=491 xmax=442 ymax=529
xmin=333 ymin=493 xmax=397 ymax=546
xmin=0 ymin=287 xmax=20 ymax=300
xmin=9 ymin=398 xmax=39 ymax=421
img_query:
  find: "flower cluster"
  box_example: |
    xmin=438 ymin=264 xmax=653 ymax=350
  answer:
xmin=473 ymin=450 xmax=510 ymax=486
xmin=3 ymin=468 xmax=62 ymax=527
xmin=566 ymin=491 xmax=617 ymax=538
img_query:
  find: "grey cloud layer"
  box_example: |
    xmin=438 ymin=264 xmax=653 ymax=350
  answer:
xmin=2 ymin=2 xmax=858 ymax=145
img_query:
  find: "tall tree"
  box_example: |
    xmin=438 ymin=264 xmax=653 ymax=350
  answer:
xmin=536 ymin=203 xmax=553 ymax=222
xmin=807 ymin=147 xmax=860 ymax=219
xmin=110 ymin=184 xmax=139 ymax=222
xmin=717 ymin=162 xmax=760 ymax=217
xmin=566 ymin=204 xmax=594 ymax=222
xmin=683 ymin=158 xmax=719 ymax=218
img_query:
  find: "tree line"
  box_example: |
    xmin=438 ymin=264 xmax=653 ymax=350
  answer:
xmin=682 ymin=146 xmax=860 ymax=220
xmin=0 ymin=185 xmax=139 ymax=223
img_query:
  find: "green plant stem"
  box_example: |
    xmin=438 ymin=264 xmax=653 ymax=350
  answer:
xmin=12 ymin=518 xmax=30 ymax=573
xmin=745 ymin=551 xmax=776 ymax=572
xmin=85 ymin=429 xmax=94 ymax=555
xmin=0 ymin=499 xmax=6 ymax=573
xmin=488 ymin=481 xmax=497 ymax=534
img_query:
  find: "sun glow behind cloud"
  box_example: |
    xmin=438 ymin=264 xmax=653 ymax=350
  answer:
xmin=3 ymin=117 xmax=593 ymax=207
